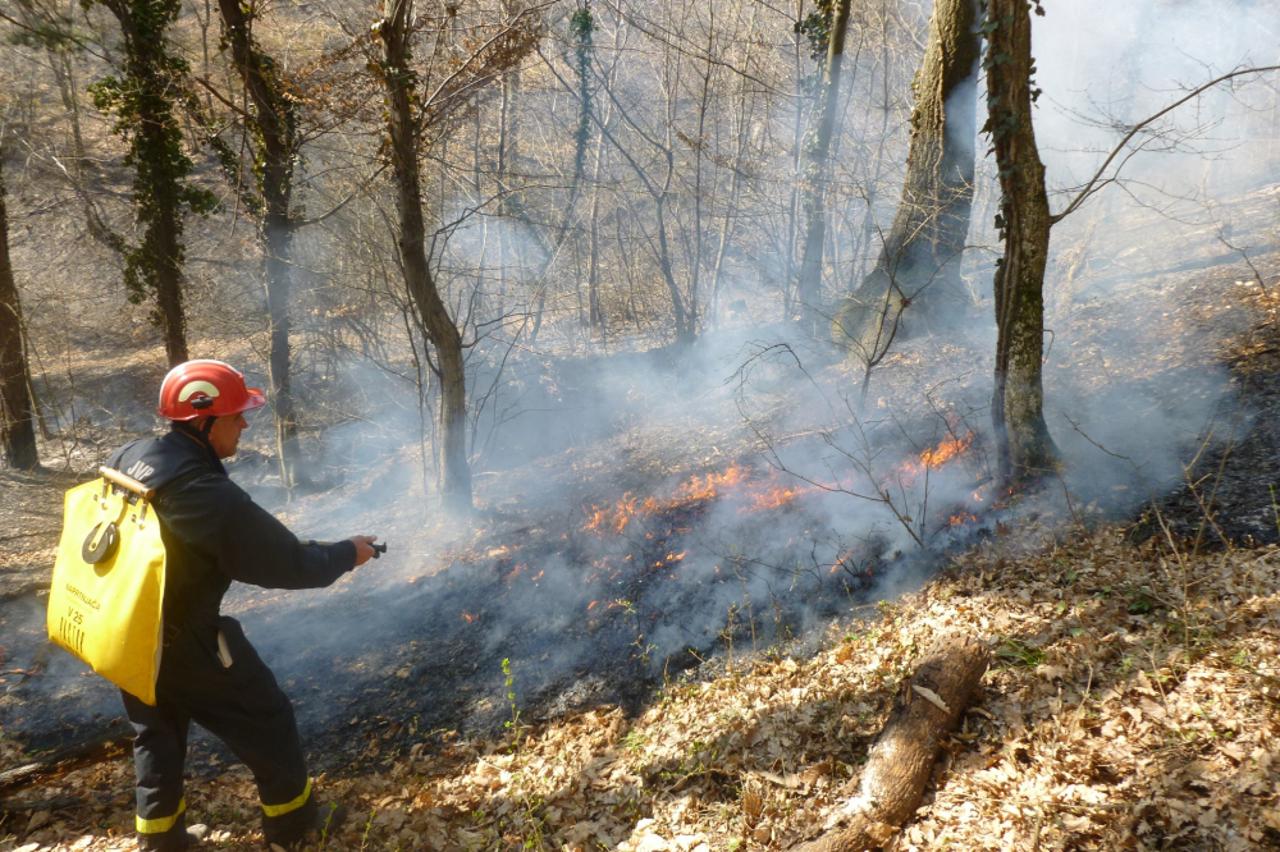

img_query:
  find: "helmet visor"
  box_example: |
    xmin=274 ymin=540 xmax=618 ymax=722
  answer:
xmin=241 ymin=387 xmax=267 ymax=413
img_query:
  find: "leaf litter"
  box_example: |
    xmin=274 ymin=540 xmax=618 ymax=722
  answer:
xmin=4 ymin=523 xmax=1279 ymax=850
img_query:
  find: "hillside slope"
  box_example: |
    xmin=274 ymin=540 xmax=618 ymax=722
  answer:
xmin=4 ymin=523 xmax=1279 ymax=850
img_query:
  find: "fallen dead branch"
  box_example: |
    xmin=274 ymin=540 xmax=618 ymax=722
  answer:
xmin=0 ymin=721 xmax=132 ymax=793
xmin=794 ymin=635 xmax=990 ymax=852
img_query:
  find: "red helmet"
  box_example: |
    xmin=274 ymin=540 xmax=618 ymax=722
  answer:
xmin=157 ymin=359 xmax=266 ymax=421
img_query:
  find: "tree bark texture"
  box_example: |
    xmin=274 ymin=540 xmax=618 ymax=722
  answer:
xmin=379 ymin=0 xmax=473 ymax=514
xmin=835 ymin=0 xmax=980 ymax=355
xmin=217 ymin=0 xmax=302 ymax=490
xmin=985 ymin=0 xmax=1059 ymax=488
xmin=794 ymin=636 xmax=990 ymax=852
xmin=795 ymin=0 xmax=853 ymax=337
xmin=0 ymin=155 xmax=39 ymax=470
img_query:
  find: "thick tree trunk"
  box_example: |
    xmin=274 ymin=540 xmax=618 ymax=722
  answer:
xmin=380 ymin=0 xmax=472 ymax=514
xmin=148 ymin=180 xmax=188 ymax=367
xmin=0 ymin=155 xmax=39 ymax=470
xmin=986 ymin=0 xmax=1059 ymax=488
xmin=217 ymin=0 xmax=302 ymax=490
xmin=263 ymin=220 xmax=300 ymax=489
xmin=835 ymin=0 xmax=980 ymax=356
xmin=795 ymin=0 xmax=852 ymax=337
xmin=794 ymin=636 xmax=990 ymax=852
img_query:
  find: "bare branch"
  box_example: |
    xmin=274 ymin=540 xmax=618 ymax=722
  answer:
xmin=1051 ymin=64 xmax=1280 ymax=224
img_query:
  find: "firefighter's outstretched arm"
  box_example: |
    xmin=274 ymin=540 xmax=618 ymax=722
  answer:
xmin=216 ymin=493 xmax=374 ymax=590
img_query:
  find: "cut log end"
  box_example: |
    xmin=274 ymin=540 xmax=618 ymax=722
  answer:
xmin=793 ymin=635 xmax=990 ymax=852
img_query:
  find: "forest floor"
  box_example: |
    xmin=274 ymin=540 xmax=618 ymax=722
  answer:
xmin=2 ymin=197 xmax=1280 ymax=849
xmin=2 ymin=525 xmax=1279 ymax=851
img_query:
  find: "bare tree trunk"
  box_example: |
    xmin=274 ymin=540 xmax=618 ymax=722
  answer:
xmin=216 ymin=0 xmax=303 ymax=490
xmin=496 ymin=0 xmax=525 ymax=319
xmin=150 ymin=185 xmax=188 ymax=367
xmin=587 ymin=130 xmax=606 ymax=333
xmin=707 ymin=1 xmax=762 ymax=325
xmin=379 ymin=0 xmax=472 ymax=514
xmin=0 ymin=154 xmax=39 ymax=470
xmin=654 ymin=169 xmax=690 ymax=342
xmin=837 ymin=0 xmax=980 ymax=352
xmin=986 ymin=0 xmax=1059 ymax=488
xmin=795 ymin=0 xmax=852 ymax=336
xmin=794 ymin=636 xmax=990 ymax=852
xmin=781 ymin=0 xmax=804 ymax=322
xmin=850 ymin=2 xmax=894 ymax=290
xmin=685 ymin=1 xmax=715 ymax=334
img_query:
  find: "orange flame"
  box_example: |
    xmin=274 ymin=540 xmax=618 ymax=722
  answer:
xmin=920 ymin=432 xmax=974 ymax=468
xmin=461 ymin=611 xmax=477 ymax=624
xmin=750 ymin=485 xmax=801 ymax=511
xmin=582 ymin=466 xmax=751 ymax=534
xmin=582 ymin=462 xmax=824 ymax=536
xmin=896 ymin=431 xmax=976 ymax=487
xmin=654 ymin=550 xmax=687 ymax=568
xmin=674 ymin=465 xmax=748 ymax=502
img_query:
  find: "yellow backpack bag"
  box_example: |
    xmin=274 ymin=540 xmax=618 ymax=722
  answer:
xmin=47 ymin=466 xmax=167 ymax=705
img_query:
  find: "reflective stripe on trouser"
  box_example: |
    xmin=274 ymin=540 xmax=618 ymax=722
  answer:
xmin=261 ymin=775 xmax=317 ymax=845
xmin=124 ymin=692 xmax=189 ymax=850
xmin=137 ymin=798 xmax=186 ymax=834
xmin=122 ymin=616 xmax=315 ymax=846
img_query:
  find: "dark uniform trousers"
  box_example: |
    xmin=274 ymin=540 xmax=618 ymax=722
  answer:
xmin=123 ymin=616 xmax=316 ymax=850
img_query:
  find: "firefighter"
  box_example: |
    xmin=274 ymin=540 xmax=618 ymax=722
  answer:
xmin=108 ymin=359 xmax=378 ymax=850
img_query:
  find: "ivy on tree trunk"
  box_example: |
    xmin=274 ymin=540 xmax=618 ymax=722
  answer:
xmin=90 ymin=0 xmax=216 ymax=367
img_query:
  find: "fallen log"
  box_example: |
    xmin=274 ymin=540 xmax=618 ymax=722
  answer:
xmin=794 ymin=635 xmax=990 ymax=852
xmin=0 ymin=720 xmax=132 ymax=793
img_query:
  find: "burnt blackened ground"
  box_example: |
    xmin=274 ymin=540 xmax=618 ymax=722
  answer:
xmin=0 ymin=453 xmax=950 ymax=777
xmin=1130 ymin=279 xmax=1280 ymax=547
xmin=251 ymin=486 xmax=908 ymax=772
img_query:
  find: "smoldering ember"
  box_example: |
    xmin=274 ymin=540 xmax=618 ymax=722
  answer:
xmin=1 ymin=0 xmax=1279 ymax=849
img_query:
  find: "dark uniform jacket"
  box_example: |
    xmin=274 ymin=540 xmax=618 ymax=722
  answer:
xmin=108 ymin=427 xmax=356 ymax=649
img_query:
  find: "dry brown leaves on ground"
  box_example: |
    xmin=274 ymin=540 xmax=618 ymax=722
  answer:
xmin=4 ymin=525 xmax=1280 ymax=850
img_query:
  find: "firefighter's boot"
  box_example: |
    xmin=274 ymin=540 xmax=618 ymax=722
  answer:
xmin=265 ymin=801 xmax=347 ymax=850
xmin=137 ymin=821 xmax=208 ymax=850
